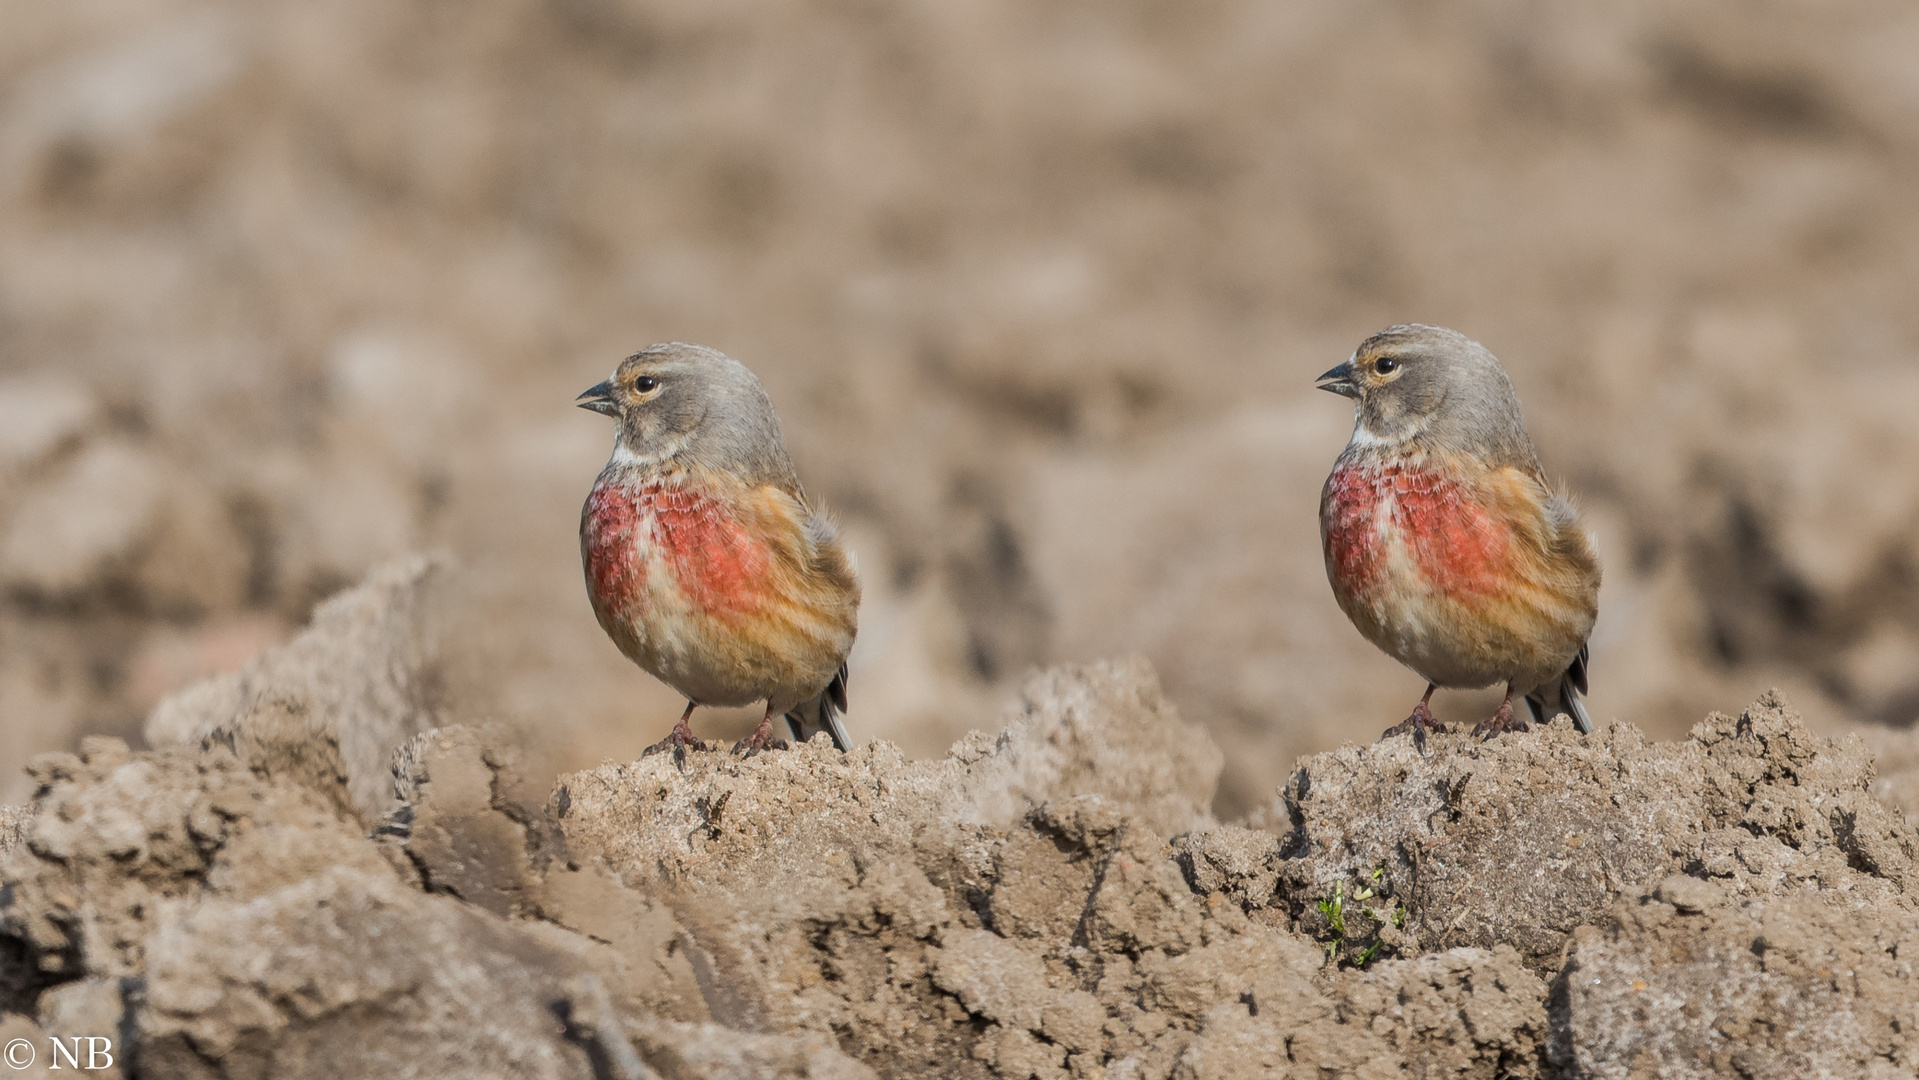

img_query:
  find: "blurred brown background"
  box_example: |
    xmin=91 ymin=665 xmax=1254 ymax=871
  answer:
xmin=3 ymin=0 xmax=1918 ymax=817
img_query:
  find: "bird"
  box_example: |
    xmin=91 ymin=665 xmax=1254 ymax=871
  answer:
xmin=1316 ymin=324 xmax=1600 ymax=745
xmin=577 ymin=342 xmax=859 ymax=761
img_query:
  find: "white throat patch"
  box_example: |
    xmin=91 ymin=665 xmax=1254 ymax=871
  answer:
xmin=1345 ymin=412 xmax=1429 ymax=450
xmin=609 ymin=433 xmax=690 ymax=470
xmin=609 ymin=441 xmax=653 ymax=467
xmin=1346 ymin=418 xmax=1396 ymax=449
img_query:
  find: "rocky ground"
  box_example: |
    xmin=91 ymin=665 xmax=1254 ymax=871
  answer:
xmin=4 ymin=559 xmax=1918 ymax=1079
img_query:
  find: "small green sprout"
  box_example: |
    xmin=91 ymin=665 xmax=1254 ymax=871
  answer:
xmin=1314 ymin=868 xmax=1405 ymax=968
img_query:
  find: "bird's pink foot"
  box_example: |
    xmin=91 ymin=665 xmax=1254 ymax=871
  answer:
xmin=1381 ymin=700 xmax=1447 ymax=752
xmin=733 ymin=714 xmax=791 ymax=758
xmin=643 ymin=713 xmax=709 ymax=768
xmin=1472 ymin=698 xmax=1530 ymax=738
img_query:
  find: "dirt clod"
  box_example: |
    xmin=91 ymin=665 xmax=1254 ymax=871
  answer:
xmin=1555 ymin=884 xmax=1919 ymax=1078
xmin=144 ymin=553 xmax=452 ymax=822
xmin=1265 ymin=692 xmax=1919 ymax=974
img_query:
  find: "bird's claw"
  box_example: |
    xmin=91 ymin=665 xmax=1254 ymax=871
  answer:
xmin=1471 ymin=701 xmax=1529 ymax=739
xmin=731 ymin=712 xmax=792 ymax=758
xmin=731 ymin=735 xmax=791 ymax=758
xmin=1381 ymin=701 xmax=1447 ymax=754
xmin=642 ymin=730 xmax=709 ymax=770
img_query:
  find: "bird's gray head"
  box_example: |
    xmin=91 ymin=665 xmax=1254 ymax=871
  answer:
xmin=577 ymin=342 xmax=798 ymax=485
xmin=1316 ymin=324 xmax=1537 ymax=464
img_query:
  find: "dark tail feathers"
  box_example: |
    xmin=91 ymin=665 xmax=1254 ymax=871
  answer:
xmin=1524 ymin=643 xmax=1593 ymax=734
xmin=783 ymin=663 xmax=852 ymax=750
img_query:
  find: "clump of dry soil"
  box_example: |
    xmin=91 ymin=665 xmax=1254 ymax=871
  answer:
xmin=3 ymin=559 xmax=1918 ymax=1079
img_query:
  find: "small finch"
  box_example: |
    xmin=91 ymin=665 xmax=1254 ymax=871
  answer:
xmin=577 ymin=343 xmax=859 ymax=760
xmin=1317 ymin=324 xmax=1600 ymax=743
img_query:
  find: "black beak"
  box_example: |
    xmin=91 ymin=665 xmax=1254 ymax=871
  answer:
xmin=1316 ymin=361 xmax=1359 ymax=399
xmin=576 ymin=380 xmax=618 ymax=416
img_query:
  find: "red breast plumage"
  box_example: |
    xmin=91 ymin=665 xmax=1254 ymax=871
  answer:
xmin=583 ymin=462 xmax=852 ymax=706
xmin=1323 ymin=452 xmax=1510 ymax=604
xmin=584 ymin=471 xmax=774 ymax=629
xmin=1323 ymin=446 xmax=1592 ymax=695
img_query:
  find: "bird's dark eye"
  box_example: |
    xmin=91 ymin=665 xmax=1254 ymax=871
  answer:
xmin=1375 ymin=358 xmax=1399 ymax=375
xmin=633 ymin=375 xmax=659 ymax=393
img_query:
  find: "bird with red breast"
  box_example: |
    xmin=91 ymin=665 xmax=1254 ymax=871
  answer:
xmin=577 ymin=343 xmax=859 ymax=760
xmin=1316 ymin=324 xmax=1600 ymax=744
